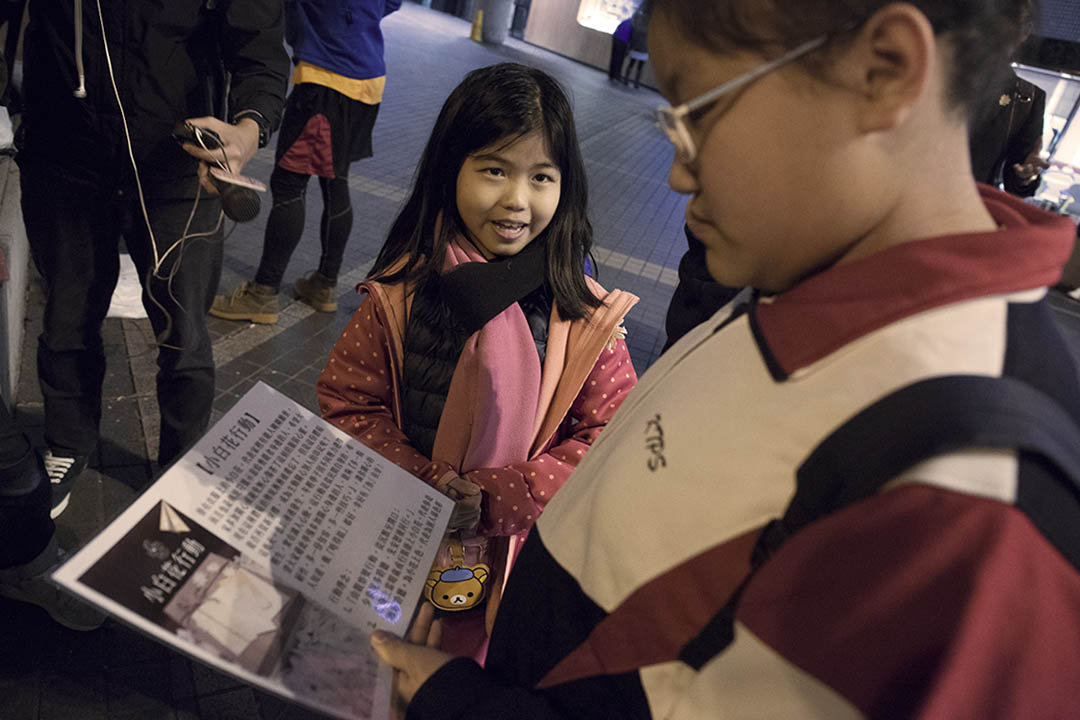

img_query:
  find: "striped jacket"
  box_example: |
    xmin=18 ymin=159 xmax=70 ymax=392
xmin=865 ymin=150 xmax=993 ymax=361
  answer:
xmin=407 ymin=186 xmax=1080 ymax=720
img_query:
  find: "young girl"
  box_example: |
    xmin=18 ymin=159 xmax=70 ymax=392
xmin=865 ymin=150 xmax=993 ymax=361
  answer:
xmin=316 ymin=63 xmax=638 ymax=658
xmin=371 ymin=1 xmax=1080 ymax=718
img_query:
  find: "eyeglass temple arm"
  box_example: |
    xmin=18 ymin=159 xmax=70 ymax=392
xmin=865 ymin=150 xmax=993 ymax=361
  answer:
xmin=678 ymin=35 xmax=829 ymax=117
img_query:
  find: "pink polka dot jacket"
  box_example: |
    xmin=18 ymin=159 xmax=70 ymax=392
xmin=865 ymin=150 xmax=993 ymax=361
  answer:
xmin=316 ymin=275 xmax=639 ymax=539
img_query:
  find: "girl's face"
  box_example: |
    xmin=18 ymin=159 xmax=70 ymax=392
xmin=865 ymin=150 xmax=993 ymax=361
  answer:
xmin=650 ymin=14 xmax=887 ymax=293
xmin=456 ymin=131 xmax=562 ymax=260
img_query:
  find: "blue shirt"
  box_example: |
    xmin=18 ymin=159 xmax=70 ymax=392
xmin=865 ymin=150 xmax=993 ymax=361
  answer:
xmin=285 ymin=0 xmax=402 ymax=81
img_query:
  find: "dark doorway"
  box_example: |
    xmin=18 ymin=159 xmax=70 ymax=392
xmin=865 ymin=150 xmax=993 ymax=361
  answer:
xmin=430 ymin=0 xmax=467 ymax=17
xmin=510 ymin=0 xmax=531 ymax=40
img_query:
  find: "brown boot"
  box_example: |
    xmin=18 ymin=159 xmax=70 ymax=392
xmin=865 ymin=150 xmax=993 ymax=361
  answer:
xmin=209 ymin=280 xmax=279 ymax=324
xmin=294 ymin=270 xmax=337 ymax=313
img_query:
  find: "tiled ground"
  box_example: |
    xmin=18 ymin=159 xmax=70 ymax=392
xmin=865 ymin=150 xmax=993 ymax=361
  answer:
xmin=4 ymin=3 xmax=1080 ymax=719
xmin=1 ymin=4 xmax=689 ymax=719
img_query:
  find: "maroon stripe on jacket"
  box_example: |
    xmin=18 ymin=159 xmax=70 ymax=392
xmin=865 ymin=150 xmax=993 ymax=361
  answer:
xmin=754 ymin=187 xmax=1075 ymax=377
xmin=537 ymin=526 xmax=762 ymax=688
xmin=737 ymin=483 xmax=1080 ymax=720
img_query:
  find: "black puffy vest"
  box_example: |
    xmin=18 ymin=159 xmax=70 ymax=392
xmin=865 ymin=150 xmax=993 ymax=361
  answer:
xmin=400 ymin=277 xmax=552 ymax=458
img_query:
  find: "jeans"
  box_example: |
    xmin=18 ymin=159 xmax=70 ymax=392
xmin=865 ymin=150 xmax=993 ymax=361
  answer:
xmin=20 ymin=160 xmax=224 ymax=466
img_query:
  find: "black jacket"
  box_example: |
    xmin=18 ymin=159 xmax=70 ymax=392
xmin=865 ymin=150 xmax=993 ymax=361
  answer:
xmin=628 ymin=9 xmax=648 ymax=54
xmin=19 ymin=0 xmax=288 ymax=192
xmin=969 ymin=73 xmax=1046 ymax=198
xmin=663 ymin=224 xmax=742 ymax=350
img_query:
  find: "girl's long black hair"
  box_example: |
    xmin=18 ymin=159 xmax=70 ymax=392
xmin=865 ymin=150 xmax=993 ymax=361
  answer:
xmin=369 ymin=62 xmax=601 ymax=320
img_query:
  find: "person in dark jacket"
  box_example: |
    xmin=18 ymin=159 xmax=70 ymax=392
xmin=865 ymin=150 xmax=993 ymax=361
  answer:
xmin=663 ymin=224 xmax=743 ymax=350
xmin=969 ymin=71 xmax=1048 ymax=197
xmin=16 ymin=1 xmax=288 ymax=514
xmin=0 ymin=56 xmax=103 ymax=631
xmin=968 ymin=2 xmax=1048 ymax=197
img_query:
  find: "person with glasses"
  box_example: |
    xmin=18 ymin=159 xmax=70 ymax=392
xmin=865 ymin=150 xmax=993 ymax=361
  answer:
xmin=370 ymin=2 xmax=1080 ymax=718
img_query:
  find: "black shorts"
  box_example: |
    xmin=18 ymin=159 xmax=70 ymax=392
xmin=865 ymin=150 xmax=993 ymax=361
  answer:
xmin=274 ymin=82 xmax=380 ymax=179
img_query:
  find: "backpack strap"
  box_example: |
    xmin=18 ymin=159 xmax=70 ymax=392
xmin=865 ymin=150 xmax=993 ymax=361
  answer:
xmin=679 ymin=374 xmax=1080 ymax=670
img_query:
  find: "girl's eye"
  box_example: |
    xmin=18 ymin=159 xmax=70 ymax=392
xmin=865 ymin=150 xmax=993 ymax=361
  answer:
xmin=533 ymin=173 xmax=556 ymax=183
xmin=483 ymin=167 xmax=505 ymax=177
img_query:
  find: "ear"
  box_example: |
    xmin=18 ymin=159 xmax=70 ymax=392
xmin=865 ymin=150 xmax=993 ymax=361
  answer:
xmin=844 ymin=3 xmax=936 ymax=133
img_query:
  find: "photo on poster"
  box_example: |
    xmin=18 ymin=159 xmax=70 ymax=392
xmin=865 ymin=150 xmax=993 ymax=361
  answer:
xmin=79 ymin=500 xmax=379 ymax=718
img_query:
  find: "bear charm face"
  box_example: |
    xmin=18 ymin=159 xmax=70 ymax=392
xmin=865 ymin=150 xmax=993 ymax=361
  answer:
xmin=425 ymin=563 xmax=490 ymax=612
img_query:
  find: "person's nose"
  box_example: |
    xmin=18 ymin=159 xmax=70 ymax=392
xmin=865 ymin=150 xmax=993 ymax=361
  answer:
xmin=501 ymin=177 xmax=528 ymax=211
xmin=668 ymin=155 xmax=698 ymax=195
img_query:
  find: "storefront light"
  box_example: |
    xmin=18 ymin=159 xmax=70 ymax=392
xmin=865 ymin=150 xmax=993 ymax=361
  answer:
xmin=576 ymin=0 xmax=636 ymax=34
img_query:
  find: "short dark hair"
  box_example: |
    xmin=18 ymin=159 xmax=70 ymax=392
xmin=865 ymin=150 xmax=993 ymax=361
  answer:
xmin=371 ymin=62 xmax=601 ymax=320
xmin=645 ymin=0 xmax=1040 ymax=122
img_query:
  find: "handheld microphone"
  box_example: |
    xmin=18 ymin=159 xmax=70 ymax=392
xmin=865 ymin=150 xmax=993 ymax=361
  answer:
xmin=173 ymin=122 xmax=267 ymax=223
xmin=209 ymin=168 xmax=263 ymax=223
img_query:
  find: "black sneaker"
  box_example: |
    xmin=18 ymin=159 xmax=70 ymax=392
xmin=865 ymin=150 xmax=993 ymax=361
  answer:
xmin=40 ymin=450 xmax=88 ymax=519
xmin=0 ymin=537 xmax=106 ymax=631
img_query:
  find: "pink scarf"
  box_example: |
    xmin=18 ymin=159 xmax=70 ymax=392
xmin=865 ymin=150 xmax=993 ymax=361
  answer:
xmin=430 ymin=236 xmax=543 ymax=473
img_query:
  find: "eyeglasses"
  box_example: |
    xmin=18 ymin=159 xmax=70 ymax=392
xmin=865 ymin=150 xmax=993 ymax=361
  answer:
xmin=655 ymin=35 xmax=828 ymax=165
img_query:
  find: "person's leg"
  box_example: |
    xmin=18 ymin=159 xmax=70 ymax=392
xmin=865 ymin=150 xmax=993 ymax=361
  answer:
xmin=209 ymin=166 xmax=309 ymax=324
xmin=633 ymin=59 xmax=645 ymax=89
xmin=0 ymin=0 xmax=26 ymax=107
xmin=295 ymin=89 xmax=376 ymax=314
xmin=0 ymin=399 xmax=51 ymax=569
xmin=623 ymin=59 xmax=636 ymax=85
xmin=0 ymin=394 xmax=105 ymax=631
xmin=211 ymin=83 xmax=316 ymax=324
xmin=20 ymin=160 xmax=120 ymax=511
xmin=294 ymin=175 xmax=352 ymax=313
xmin=315 ymin=175 xmax=353 ymax=282
xmin=124 ymin=186 xmax=224 ymax=466
xmin=255 ymin=166 xmax=311 ymax=290
xmin=609 ymin=39 xmax=627 ymax=80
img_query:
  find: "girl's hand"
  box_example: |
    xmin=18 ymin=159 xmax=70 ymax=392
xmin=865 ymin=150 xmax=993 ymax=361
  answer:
xmin=371 ymin=603 xmax=454 ymax=706
xmin=445 ymin=475 xmax=482 ymax=532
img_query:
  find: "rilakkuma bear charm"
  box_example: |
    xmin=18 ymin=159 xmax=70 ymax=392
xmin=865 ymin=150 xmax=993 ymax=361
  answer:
xmin=425 ymin=533 xmax=490 ymax=612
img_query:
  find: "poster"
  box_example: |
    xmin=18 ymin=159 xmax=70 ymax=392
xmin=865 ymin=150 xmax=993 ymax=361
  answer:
xmin=53 ymin=382 xmax=453 ymax=720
